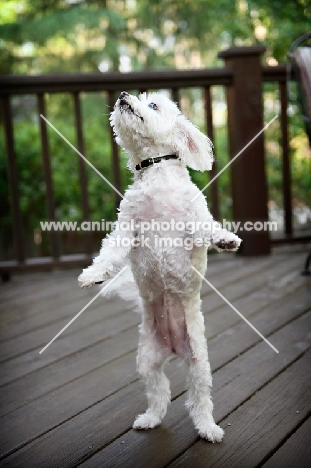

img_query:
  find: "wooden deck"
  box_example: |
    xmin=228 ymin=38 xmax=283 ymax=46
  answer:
xmin=0 ymin=246 xmax=310 ymax=467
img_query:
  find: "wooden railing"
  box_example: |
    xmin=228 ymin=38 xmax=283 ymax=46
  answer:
xmin=0 ymin=45 xmax=309 ymax=275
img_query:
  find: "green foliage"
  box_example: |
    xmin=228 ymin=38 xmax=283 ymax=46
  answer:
xmin=1 ymin=0 xmax=310 ymax=73
xmin=1 ymin=4 xmax=126 ymax=46
xmin=0 ymin=0 xmax=127 ymax=73
xmin=0 ymin=0 xmax=310 ymax=259
xmin=264 ymin=81 xmax=311 ymax=213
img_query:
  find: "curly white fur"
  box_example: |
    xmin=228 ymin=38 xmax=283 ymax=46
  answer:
xmin=78 ymin=91 xmax=242 ymax=442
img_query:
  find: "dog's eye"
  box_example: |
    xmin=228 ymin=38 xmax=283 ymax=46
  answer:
xmin=148 ymin=102 xmax=158 ymax=110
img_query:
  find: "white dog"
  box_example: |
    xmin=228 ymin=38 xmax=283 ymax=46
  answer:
xmin=78 ymin=91 xmax=241 ymax=442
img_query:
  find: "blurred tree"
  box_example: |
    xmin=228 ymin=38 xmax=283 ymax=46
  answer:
xmin=0 ymin=0 xmax=128 ymax=73
xmin=0 ymin=0 xmax=310 ymax=74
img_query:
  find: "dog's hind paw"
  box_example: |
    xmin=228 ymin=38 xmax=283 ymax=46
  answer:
xmin=198 ymin=423 xmax=224 ymax=443
xmin=132 ymin=412 xmax=161 ymax=430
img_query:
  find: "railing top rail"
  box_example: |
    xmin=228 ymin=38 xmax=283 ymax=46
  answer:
xmin=0 ymin=64 xmax=289 ymax=95
xmin=0 ymin=67 xmax=234 ymax=94
xmin=262 ymin=64 xmax=288 ymax=82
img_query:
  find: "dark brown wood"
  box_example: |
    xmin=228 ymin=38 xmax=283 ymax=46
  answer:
xmin=171 ymin=88 xmax=180 ymax=106
xmin=1 ymin=96 xmax=25 ymax=262
xmin=73 ymin=92 xmax=92 ymax=255
xmin=108 ymin=91 xmax=122 ymax=209
xmin=204 ymin=86 xmax=219 ymax=219
xmin=169 ymin=352 xmax=311 ymax=468
xmin=219 ymin=45 xmax=271 ymax=255
xmin=279 ymin=81 xmax=293 ymax=236
xmin=263 ymin=417 xmax=311 ymax=467
xmin=262 ymin=64 xmax=294 ymax=82
xmin=0 ymin=254 xmax=95 ymax=273
xmin=271 ymin=234 xmax=311 ymax=244
xmin=0 ymin=68 xmax=233 ymax=95
xmin=0 ymin=250 xmax=310 ymax=466
xmin=37 ymin=93 xmax=60 ymax=259
xmin=219 ymin=45 xmax=267 ymax=58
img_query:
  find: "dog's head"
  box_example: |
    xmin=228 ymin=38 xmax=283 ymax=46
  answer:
xmin=110 ymin=91 xmax=214 ymax=172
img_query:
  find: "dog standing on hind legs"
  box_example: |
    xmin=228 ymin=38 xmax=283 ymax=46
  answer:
xmin=78 ymin=91 xmax=241 ymax=442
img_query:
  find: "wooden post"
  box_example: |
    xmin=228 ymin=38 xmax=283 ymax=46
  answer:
xmin=218 ymin=46 xmax=270 ymax=256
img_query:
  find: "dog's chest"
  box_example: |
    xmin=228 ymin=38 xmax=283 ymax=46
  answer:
xmin=126 ymin=166 xmax=193 ymax=220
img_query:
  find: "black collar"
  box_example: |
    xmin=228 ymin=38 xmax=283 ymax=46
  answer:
xmin=135 ymin=154 xmax=180 ymax=171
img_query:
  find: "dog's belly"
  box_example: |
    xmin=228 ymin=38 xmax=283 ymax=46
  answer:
xmin=129 ymin=239 xmax=205 ymax=297
xmin=150 ymin=293 xmax=191 ymax=358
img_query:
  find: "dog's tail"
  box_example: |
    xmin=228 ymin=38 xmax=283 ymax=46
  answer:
xmin=99 ymin=264 xmax=143 ymax=313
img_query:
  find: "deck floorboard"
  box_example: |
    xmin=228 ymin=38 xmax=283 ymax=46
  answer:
xmin=0 ymin=247 xmax=310 ymax=467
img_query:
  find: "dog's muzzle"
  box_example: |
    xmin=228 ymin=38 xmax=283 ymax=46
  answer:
xmin=117 ymin=91 xmax=144 ymax=121
xmin=118 ymin=91 xmax=133 ymax=113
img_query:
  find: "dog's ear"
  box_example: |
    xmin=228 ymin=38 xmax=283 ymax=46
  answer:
xmin=175 ymin=116 xmax=214 ymax=171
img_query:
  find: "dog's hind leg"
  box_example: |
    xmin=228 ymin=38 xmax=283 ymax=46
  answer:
xmin=133 ymin=299 xmax=171 ymax=430
xmin=183 ymin=295 xmax=224 ymax=443
xmin=186 ymin=357 xmax=224 ymax=442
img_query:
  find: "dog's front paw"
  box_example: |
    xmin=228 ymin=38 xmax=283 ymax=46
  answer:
xmin=215 ymin=239 xmax=239 ymax=251
xmin=198 ymin=423 xmax=224 ymax=443
xmin=132 ymin=412 xmax=161 ymax=430
xmin=213 ymin=232 xmax=242 ymax=252
xmin=78 ymin=266 xmax=111 ymax=289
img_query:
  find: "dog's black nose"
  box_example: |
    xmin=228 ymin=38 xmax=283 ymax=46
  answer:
xmin=119 ymin=91 xmax=129 ymax=100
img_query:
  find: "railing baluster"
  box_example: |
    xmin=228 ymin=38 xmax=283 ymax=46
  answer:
xmin=204 ymin=86 xmax=219 ymax=220
xmin=73 ymin=92 xmax=92 ymax=256
xmin=1 ymin=95 xmax=25 ymax=262
xmin=108 ymin=91 xmax=122 ymax=209
xmin=37 ymin=93 xmax=60 ymax=259
xmin=0 ymin=60 xmax=309 ymax=274
xmin=279 ymin=81 xmax=292 ymax=237
xmin=172 ymin=88 xmax=180 ymax=105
